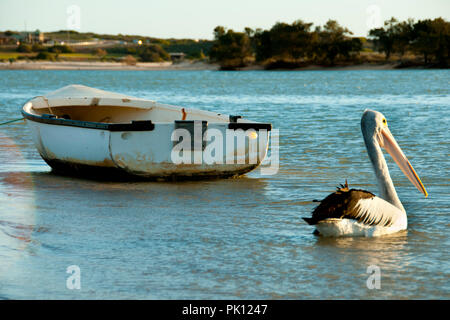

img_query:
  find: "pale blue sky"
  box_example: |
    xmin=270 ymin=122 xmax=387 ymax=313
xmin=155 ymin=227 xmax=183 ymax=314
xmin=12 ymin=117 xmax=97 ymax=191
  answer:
xmin=0 ymin=0 xmax=449 ymax=39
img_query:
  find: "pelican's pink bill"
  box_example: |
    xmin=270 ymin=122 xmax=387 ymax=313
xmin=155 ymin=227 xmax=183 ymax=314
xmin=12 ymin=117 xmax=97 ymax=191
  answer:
xmin=380 ymin=127 xmax=428 ymax=197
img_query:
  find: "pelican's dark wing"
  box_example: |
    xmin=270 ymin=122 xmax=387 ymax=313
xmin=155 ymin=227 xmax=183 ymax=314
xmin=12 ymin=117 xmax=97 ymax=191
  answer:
xmin=303 ymin=181 xmax=402 ymax=227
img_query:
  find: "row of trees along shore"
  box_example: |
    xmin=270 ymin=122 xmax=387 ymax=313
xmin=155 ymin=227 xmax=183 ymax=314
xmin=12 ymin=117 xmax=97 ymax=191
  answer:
xmin=210 ymin=17 xmax=450 ymax=70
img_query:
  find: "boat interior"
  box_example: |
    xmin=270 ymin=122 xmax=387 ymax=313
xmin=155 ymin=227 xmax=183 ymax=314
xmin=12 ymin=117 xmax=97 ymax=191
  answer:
xmin=25 ymin=102 xmax=231 ymax=124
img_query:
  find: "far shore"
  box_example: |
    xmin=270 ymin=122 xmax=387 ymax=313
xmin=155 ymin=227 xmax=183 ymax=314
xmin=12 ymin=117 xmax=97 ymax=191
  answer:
xmin=0 ymin=60 xmax=435 ymax=71
xmin=0 ymin=60 xmax=219 ymax=71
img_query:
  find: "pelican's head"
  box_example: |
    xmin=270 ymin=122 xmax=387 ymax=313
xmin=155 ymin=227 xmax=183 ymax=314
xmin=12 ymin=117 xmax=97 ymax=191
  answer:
xmin=361 ymin=109 xmax=428 ymax=197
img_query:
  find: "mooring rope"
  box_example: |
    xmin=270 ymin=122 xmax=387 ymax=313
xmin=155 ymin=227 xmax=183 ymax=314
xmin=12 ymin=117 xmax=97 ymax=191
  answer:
xmin=0 ymin=118 xmax=24 ymax=126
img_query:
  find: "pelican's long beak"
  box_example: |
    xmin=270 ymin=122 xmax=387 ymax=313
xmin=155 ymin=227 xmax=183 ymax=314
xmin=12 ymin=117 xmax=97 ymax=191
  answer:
xmin=379 ymin=127 xmax=428 ymax=197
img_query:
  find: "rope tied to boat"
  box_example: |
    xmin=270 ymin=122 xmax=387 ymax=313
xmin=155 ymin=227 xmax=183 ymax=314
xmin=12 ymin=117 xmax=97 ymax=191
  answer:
xmin=0 ymin=118 xmax=24 ymax=126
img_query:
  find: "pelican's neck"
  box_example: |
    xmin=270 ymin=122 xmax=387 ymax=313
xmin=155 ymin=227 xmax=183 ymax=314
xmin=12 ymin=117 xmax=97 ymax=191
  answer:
xmin=363 ymin=133 xmax=405 ymax=212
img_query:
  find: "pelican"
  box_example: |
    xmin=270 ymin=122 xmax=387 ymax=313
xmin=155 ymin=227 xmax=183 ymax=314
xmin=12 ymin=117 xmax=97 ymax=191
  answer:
xmin=303 ymin=109 xmax=428 ymax=237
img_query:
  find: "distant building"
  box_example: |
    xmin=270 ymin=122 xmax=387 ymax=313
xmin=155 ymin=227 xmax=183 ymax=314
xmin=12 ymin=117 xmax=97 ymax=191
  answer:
xmin=0 ymin=32 xmax=20 ymax=45
xmin=169 ymin=52 xmax=186 ymax=62
xmin=11 ymin=34 xmax=23 ymax=43
xmin=26 ymin=30 xmax=45 ymax=43
xmin=0 ymin=30 xmax=44 ymax=44
xmin=0 ymin=35 xmax=11 ymax=45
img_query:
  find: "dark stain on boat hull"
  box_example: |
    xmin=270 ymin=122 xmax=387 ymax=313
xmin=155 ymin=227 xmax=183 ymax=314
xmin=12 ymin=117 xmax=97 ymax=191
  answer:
xmin=43 ymin=158 xmax=259 ymax=182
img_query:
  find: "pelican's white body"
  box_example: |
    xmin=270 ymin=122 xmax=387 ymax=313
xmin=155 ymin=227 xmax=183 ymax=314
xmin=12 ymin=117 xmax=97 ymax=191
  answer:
xmin=316 ymin=197 xmax=407 ymax=237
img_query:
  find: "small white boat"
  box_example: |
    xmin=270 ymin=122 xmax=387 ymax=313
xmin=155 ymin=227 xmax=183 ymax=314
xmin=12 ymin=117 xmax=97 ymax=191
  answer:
xmin=22 ymin=85 xmax=272 ymax=179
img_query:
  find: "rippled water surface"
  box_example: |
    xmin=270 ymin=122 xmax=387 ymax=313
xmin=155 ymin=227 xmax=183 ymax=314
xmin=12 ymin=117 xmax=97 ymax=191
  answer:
xmin=0 ymin=70 xmax=449 ymax=299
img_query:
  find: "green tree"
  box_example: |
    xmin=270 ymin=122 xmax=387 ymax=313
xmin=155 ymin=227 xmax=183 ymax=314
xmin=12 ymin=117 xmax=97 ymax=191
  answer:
xmin=253 ymin=20 xmax=313 ymax=63
xmin=369 ymin=17 xmax=450 ymax=65
xmin=411 ymin=18 xmax=450 ymax=65
xmin=253 ymin=29 xmax=272 ymax=62
xmin=209 ymin=26 xmax=252 ymax=69
xmin=316 ymin=20 xmax=355 ymax=64
xmin=271 ymin=20 xmax=314 ymax=60
xmin=369 ymin=17 xmax=399 ymax=59
xmin=429 ymin=18 xmax=450 ymax=65
xmin=393 ymin=19 xmax=414 ymax=56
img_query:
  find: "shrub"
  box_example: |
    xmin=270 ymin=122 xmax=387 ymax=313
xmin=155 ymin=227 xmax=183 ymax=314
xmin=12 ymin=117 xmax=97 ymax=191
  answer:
xmin=35 ymin=51 xmax=56 ymax=61
xmin=106 ymin=46 xmax=137 ymax=55
xmin=48 ymin=45 xmax=74 ymax=54
xmin=123 ymin=55 xmax=137 ymax=65
xmin=138 ymin=44 xmax=170 ymax=62
xmin=93 ymin=48 xmax=107 ymax=56
xmin=16 ymin=43 xmax=32 ymax=53
xmin=32 ymin=43 xmax=47 ymax=52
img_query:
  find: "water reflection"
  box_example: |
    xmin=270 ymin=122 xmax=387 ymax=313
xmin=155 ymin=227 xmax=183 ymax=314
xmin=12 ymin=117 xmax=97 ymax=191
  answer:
xmin=315 ymin=232 xmax=410 ymax=267
xmin=0 ymin=135 xmax=36 ymax=276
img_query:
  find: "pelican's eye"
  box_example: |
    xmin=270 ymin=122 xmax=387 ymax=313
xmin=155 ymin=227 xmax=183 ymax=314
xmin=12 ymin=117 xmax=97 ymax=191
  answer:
xmin=382 ymin=118 xmax=387 ymax=126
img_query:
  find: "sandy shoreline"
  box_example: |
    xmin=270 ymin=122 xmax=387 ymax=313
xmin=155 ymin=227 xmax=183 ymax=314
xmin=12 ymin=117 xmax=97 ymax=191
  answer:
xmin=0 ymin=60 xmax=409 ymax=71
xmin=0 ymin=60 xmax=220 ymax=71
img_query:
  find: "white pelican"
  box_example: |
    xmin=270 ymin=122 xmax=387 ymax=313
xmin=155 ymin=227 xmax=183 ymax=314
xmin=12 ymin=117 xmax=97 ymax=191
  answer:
xmin=303 ymin=109 xmax=428 ymax=237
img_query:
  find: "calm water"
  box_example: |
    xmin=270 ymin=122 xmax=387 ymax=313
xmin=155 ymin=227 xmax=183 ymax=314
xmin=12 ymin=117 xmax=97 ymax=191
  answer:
xmin=0 ymin=70 xmax=448 ymax=299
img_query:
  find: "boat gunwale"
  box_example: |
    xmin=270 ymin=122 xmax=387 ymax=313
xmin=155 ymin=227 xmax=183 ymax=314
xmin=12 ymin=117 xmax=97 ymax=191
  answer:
xmin=21 ymin=109 xmax=272 ymax=132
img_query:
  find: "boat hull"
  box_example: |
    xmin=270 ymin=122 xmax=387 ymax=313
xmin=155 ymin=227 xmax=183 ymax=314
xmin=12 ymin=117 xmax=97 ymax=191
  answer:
xmin=25 ymin=119 xmax=270 ymax=180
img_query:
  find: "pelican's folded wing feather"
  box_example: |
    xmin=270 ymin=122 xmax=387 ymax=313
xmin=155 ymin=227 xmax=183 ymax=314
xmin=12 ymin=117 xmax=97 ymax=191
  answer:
xmin=348 ymin=196 xmax=403 ymax=227
xmin=303 ymin=185 xmax=403 ymax=227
